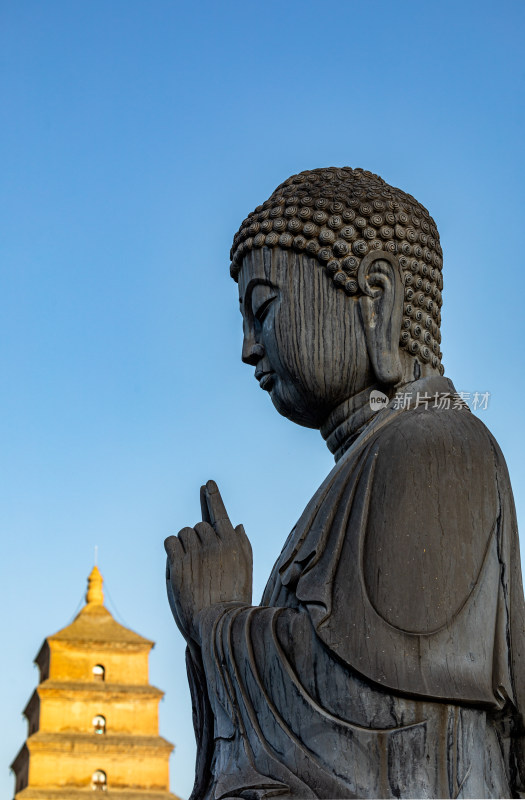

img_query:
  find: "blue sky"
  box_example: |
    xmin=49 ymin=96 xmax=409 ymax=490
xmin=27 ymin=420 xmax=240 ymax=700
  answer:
xmin=1 ymin=1 xmax=524 ymax=797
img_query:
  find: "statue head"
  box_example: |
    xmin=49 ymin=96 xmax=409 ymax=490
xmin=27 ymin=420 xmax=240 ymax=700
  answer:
xmin=231 ymin=167 xmax=444 ymax=429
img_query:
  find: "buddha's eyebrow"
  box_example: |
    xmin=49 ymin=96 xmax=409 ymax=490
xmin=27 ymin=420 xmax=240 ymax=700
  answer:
xmin=241 ymin=278 xmax=276 ymax=308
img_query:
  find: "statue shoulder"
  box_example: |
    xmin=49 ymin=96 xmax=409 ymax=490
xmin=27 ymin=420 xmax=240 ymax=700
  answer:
xmin=362 ymin=406 xmax=500 ymax=634
xmin=376 ymin=403 xmax=499 ymax=464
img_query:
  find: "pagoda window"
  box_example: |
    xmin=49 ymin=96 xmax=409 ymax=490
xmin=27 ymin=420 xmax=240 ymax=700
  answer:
xmin=93 ymin=714 xmax=106 ymax=734
xmin=93 ymin=664 xmax=105 ymax=681
xmin=92 ymin=770 xmax=107 ymax=791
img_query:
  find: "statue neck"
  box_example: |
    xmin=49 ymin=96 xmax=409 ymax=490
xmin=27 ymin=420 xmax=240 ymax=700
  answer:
xmin=320 ymin=383 xmax=388 ymax=462
xmin=321 ymin=372 xmax=455 ymax=462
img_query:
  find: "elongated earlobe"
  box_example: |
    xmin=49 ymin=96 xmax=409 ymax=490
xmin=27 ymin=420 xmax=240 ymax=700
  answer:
xmin=357 ymin=251 xmax=404 ymax=386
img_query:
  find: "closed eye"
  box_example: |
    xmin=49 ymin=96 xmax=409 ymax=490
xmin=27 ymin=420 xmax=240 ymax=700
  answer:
xmin=254 ymin=295 xmax=276 ymax=323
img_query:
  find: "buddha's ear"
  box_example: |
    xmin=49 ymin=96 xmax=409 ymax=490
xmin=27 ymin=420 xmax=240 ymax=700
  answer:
xmin=357 ymin=251 xmax=403 ymax=386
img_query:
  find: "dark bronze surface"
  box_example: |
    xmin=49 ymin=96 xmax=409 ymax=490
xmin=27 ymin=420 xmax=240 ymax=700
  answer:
xmin=166 ymin=168 xmax=525 ymax=799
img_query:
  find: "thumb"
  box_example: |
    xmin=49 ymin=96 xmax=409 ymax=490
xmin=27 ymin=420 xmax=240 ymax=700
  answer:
xmin=235 ymin=524 xmax=252 ymax=555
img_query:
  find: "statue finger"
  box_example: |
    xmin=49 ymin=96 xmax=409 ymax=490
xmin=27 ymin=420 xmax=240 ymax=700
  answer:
xmin=177 ymin=526 xmax=198 ymax=552
xmin=200 ymin=484 xmax=212 ymax=524
xmin=234 ymin=523 xmax=250 ymax=544
xmin=194 ymin=521 xmax=219 ymax=543
xmin=165 ymin=534 xmax=183 ymax=562
xmin=202 ymin=479 xmax=231 ymax=528
xmin=234 ymin=524 xmax=253 ymax=560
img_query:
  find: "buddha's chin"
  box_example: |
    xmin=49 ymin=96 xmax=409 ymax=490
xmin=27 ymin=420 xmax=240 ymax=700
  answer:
xmin=269 ymin=381 xmax=324 ymax=430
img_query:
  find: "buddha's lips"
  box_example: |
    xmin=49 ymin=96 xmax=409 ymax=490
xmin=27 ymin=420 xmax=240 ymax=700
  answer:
xmin=256 ymin=371 xmax=275 ymax=391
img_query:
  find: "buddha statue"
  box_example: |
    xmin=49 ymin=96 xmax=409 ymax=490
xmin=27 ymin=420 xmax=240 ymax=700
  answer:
xmin=165 ymin=168 xmax=525 ymax=799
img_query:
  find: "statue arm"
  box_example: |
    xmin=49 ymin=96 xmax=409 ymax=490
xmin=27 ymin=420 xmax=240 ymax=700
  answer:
xmin=360 ymin=407 xmax=501 ymax=634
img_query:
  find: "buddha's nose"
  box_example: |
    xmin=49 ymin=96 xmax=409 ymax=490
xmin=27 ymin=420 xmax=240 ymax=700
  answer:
xmin=242 ymin=339 xmax=265 ymax=366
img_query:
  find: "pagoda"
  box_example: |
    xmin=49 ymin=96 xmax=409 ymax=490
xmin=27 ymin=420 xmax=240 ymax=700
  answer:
xmin=11 ymin=566 xmax=179 ymax=799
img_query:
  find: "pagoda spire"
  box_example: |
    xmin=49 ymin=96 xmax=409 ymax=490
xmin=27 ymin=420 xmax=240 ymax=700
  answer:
xmin=85 ymin=564 xmax=104 ymax=605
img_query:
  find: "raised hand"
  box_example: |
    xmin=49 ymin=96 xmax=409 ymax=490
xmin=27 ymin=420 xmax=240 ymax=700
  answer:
xmin=165 ymin=480 xmax=253 ymax=644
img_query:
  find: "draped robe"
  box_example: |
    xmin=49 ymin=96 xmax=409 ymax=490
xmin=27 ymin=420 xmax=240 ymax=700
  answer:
xmin=186 ymin=377 xmax=525 ymax=799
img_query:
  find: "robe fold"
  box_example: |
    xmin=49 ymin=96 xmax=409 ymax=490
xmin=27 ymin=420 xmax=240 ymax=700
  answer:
xmin=188 ymin=377 xmax=525 ymax=799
